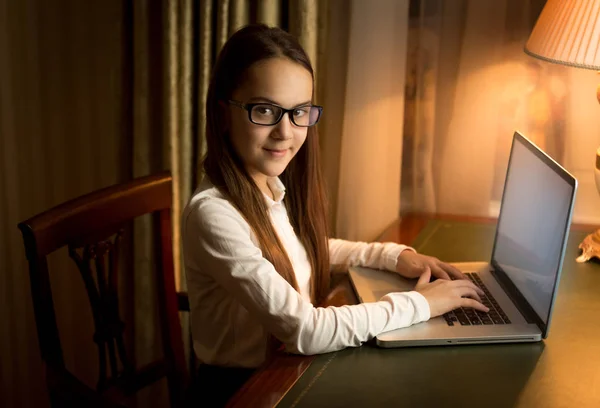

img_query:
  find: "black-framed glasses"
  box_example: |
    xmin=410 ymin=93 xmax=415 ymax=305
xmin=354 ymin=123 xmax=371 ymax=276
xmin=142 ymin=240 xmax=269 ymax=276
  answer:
xmin=227 ymin=100 xmax=323 ymax=127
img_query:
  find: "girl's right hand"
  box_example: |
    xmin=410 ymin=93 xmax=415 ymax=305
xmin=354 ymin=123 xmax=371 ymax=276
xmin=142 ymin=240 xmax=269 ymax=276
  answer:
xmin=415 ymin=267 xmax=490 ymax=318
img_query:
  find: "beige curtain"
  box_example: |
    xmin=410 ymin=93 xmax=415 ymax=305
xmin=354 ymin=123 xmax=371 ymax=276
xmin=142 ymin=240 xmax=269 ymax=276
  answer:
xmin=402 ymin=0 xmax=600 ymax=224
xmin=0 ymin=0 xmax=338 ymax=407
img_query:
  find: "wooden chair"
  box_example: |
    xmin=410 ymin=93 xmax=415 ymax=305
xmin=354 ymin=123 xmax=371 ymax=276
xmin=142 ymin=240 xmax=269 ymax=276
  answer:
xmin=18 ymin=172 xmax=189 ymax=407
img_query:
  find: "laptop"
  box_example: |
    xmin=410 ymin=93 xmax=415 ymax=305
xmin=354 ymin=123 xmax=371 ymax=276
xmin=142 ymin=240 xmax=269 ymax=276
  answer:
xmin=349 ymin=131 xmax=578 ymax=347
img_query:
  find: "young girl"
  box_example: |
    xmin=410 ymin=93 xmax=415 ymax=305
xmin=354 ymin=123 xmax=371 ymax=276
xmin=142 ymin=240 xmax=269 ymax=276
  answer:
xmin=182 ymin=24 xmax=487 ymax=405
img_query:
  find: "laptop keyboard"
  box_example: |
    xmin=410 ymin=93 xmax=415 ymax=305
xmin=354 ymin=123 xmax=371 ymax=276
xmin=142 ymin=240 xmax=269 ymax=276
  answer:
xmin=443 ymin=272 xmax=511 ymax=326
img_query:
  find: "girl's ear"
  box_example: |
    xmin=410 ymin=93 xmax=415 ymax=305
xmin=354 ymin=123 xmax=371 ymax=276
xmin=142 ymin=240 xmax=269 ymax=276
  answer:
xmin=218 ymin=100 xmax=231 ymax=132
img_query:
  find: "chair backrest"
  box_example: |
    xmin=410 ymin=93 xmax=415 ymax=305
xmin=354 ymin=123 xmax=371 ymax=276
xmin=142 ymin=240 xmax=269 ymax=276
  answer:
xmin=18 ymin=171 xmax=188 ymax=407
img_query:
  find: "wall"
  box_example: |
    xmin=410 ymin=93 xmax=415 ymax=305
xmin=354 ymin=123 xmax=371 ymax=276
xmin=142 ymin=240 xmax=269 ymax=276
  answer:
xmin=335 ymin=0 xmax=410 ymax=242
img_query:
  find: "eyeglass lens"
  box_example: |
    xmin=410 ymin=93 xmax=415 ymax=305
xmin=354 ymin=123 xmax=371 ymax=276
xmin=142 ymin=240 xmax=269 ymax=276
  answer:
xmin=250 ymin=104 xmax=320 ymax=126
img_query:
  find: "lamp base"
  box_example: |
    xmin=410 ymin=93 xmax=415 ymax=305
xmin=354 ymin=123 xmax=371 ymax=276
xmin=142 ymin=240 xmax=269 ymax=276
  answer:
xmin=576 ymin=229 xmax=600 ymax=263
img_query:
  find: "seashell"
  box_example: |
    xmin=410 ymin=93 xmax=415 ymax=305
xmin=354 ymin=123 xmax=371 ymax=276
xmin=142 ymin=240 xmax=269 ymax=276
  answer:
xmin=576 ymin=229 xmax=600 ymax=263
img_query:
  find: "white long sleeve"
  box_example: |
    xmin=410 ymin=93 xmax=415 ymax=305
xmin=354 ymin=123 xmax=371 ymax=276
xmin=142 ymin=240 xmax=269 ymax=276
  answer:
xmin=328 ymin=237 xmax=415 ymax=272
xmin=182 ymin=178 xmax=430 ymax=368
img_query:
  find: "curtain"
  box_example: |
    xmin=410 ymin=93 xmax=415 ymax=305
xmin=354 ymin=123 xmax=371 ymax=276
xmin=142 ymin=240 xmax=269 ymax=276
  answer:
xmin=0 ymin=0 xmax=337 ymax=407
xmin=402 ymin=0 xmax=600 ymax=223
xmin=0 ymin=1 xmax=130 ymax=407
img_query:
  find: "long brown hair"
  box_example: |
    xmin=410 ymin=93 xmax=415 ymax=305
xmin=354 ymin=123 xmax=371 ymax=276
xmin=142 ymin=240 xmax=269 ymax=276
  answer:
xmin=203 ymin=24 xmax=330 ymax=304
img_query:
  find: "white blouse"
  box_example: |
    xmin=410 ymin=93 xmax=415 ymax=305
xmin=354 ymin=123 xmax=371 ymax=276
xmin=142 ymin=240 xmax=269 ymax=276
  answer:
xmin=182 ymin=177 xmax=430 ymax=368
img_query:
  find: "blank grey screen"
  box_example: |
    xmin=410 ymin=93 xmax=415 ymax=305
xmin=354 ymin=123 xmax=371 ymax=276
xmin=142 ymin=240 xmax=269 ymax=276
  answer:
xmin=493 ymin=138 xmax=573 ymax=323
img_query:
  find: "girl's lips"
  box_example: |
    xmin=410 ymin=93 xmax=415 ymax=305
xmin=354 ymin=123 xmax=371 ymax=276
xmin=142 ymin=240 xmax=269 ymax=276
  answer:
xmin=264 ymin=148 xmax=288 ymax=158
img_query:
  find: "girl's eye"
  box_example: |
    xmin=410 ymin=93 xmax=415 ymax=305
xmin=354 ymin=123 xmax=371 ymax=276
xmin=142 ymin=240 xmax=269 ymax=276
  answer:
xmin=256 ymin=106 xmax=274 ymax=115
xmin=293 ymin=108 xmax=308 ymax=117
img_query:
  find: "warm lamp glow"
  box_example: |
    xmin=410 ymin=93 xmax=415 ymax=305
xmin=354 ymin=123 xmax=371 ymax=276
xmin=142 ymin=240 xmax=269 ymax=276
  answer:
xmin=525 ymin=0 xmax=600 ymax=71
xmin=526 ymin=0 xmax=600 ymax=262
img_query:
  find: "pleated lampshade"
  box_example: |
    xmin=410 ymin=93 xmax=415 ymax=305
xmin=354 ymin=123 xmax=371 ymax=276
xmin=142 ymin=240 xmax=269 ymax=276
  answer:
xmin=525 ymin=0 xmax=600 ymax=70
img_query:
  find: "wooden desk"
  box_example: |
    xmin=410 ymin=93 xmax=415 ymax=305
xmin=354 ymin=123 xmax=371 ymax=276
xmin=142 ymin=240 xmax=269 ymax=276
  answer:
xmin=227 ymin=213 xmax=600 ymax=408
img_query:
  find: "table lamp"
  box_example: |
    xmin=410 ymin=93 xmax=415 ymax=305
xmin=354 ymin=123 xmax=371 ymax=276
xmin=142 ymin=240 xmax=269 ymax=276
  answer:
xmin=524 ymin=0 xmax=600 ymax=262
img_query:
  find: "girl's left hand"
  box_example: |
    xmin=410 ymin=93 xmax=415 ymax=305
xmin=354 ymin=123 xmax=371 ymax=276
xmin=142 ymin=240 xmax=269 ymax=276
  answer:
xmin=396 ymin=250 xmax=466 ymax=281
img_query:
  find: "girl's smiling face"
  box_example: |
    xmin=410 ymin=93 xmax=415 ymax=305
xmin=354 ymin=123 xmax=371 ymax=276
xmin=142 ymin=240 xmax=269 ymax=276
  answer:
xmin=226 ymin=57 xmax=313 ymax=195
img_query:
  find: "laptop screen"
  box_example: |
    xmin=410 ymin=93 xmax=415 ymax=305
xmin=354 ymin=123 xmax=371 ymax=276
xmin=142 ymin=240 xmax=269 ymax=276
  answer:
xmin=491 ymin=132 xmax=577 ymax=326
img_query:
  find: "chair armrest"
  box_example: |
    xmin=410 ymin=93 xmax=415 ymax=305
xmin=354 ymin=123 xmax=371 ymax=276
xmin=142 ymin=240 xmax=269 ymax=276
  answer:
xmin=177 ymin=291 xmax=190 ymax=312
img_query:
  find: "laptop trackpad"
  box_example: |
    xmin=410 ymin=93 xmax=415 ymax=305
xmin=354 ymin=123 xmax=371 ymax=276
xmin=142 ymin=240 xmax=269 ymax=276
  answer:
xmin=349 ymin=262 xmax=489 ymax=304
